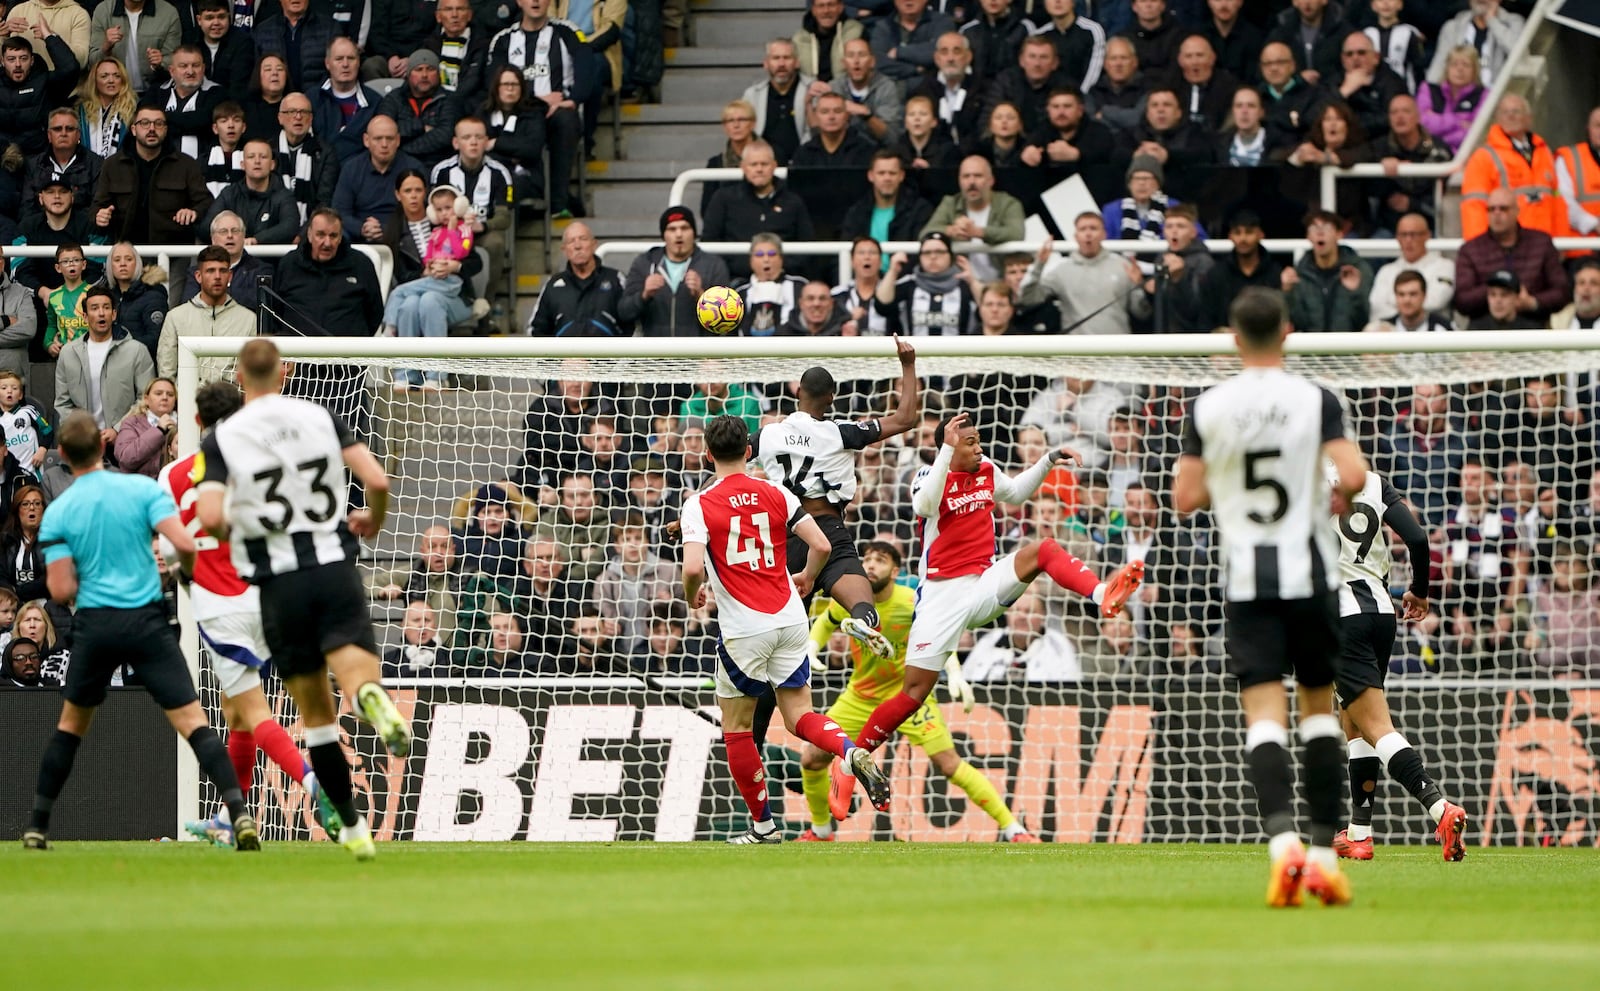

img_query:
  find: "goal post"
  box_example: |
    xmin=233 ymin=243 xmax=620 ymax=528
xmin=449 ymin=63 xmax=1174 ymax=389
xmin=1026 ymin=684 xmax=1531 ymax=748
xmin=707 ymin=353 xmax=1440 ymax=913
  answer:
xmin=174 ymin=332 xmax=1600 ymax=846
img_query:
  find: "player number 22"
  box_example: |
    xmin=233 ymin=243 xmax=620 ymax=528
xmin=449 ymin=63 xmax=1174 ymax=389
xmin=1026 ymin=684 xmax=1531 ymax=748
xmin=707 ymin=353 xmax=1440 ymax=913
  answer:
xmin=725 ymin=512 xmax=775 ymax=570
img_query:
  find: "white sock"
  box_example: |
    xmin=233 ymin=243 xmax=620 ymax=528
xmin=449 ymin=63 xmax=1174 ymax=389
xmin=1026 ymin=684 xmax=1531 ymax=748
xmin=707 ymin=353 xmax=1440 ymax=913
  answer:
xmin=1268 ymin=831 xmax=1301 ymax=862
xmin=1001 ymin=821 xmax=1027 ymax=840
xmin=216 ymin=806 xmax=231 ymax=826
xmin=811 ymin=821 xmax=834 ymax=839
xmin=1428 ymin=799 xmax=1447 ymax=823
xmin=1307 ymin=846 xmax=1338 ymax=872
xmin=1091 ymin=582 xmax=1106 ymax=605
xmin=839 ymin=750 xmax=858 ymax=777
xmin=1347 ymin=825 xmax=1371 ymax=841
xmin=752 ymin=818 xmax=777 ymax=836
xmin=1373 ymin=731 xmax=1411 ymax=767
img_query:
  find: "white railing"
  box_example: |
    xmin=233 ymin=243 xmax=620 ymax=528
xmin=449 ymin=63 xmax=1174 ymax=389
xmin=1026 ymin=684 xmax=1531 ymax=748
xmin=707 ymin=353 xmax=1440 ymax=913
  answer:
xmin=668 ymin=167 xmax=786 ymax=209
xmin=4 ymin=243 xmax=396 ymax=300
xmin=1317 ymin=0 xmax=1560 ymax=211
xmin=594 ymin=237 xmax=1600 ymax=287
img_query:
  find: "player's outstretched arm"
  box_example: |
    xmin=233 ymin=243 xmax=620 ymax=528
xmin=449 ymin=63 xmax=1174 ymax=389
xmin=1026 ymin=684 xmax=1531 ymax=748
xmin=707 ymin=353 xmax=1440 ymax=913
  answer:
xmin=873 ymin=337 xmax=921 ymax=439
xmin=994 ymin=443 xmax=1081 ymax=504
xmin=343 ymin=442 xmax=391 ymax=539
xmin=1173 ymin=455 xmax=1209 ymax=514
xmin=1383 ymin=495 xmax=1433 ymax=621
xmin=791 ymin=515 xmax=830 ymax=600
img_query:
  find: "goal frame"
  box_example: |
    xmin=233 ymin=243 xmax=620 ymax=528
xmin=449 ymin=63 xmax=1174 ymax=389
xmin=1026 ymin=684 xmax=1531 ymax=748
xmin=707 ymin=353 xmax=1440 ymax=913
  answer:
xmin=171 ymin=331 xmax=1600 ymax=841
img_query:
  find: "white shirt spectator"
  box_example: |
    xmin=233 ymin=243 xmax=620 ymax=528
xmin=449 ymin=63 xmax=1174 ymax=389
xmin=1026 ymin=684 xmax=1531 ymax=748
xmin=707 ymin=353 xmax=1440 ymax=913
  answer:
xmin=1370 ymin=251 xmax=1456 ymax=320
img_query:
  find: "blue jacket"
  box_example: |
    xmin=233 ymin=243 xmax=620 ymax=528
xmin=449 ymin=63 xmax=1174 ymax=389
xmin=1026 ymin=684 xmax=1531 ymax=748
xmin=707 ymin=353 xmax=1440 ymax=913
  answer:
xmin=331 ymin=151 xmax=422 ymax=241
xmin=310 ymin=80 xmax=383 ymax=163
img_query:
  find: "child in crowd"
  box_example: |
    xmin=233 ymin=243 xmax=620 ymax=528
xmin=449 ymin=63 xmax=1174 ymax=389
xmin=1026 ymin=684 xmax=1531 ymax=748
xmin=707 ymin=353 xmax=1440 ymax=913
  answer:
xmin=44 ymin=244 xmax=89 ymax=356
xmin=0 ymin=583 xmax=18 ymax=654
xmin=1365 ymin=0 xmax=1428 ymax=93
xmin=205 ymin=102 xmax=248 ymax=197
xmin=0 ymin=370 xmax=53 ymax=492
xmin=381 ymin=186 xmax=479 ymax=336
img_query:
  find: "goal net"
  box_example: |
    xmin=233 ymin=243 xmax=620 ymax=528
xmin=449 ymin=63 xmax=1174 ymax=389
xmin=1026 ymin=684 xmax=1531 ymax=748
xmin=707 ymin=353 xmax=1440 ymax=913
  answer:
xmin=176 ymin=334 xmax=1600 ymax=847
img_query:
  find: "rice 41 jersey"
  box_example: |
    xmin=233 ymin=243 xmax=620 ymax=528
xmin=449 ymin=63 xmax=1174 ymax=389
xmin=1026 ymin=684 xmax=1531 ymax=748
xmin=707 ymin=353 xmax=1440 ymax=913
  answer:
xmin=679 ymin=474 xmax=810 ymax=639
xmin=160 ymin=453 xmax=252 ymax=614
xmin=753 ymin=410 xmax=882 ymax=506
xmin=1333 ymin=470 xmax=1402 ymax=617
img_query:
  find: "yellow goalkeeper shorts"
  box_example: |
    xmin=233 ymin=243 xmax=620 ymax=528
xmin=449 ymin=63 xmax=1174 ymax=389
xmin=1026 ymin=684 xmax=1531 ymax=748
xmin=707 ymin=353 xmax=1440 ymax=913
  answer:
xmin=827 ymin=688 xmax=954 ymax=757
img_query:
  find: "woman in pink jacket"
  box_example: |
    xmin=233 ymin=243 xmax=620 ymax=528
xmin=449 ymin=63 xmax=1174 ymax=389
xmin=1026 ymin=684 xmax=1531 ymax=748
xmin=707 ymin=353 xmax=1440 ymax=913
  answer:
xmin=113 ymin=377 xmax=177 ymax=478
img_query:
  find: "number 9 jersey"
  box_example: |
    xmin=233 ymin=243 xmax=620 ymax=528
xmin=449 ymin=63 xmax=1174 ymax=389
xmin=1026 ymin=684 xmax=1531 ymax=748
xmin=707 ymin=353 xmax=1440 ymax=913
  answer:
xmin=679 ymin=474 xmax=810 ymax=639
xmin=195 ymin=394 xmax=359 ymax=584
xmin=1330 ymin=469 xmax=1401 ymax=617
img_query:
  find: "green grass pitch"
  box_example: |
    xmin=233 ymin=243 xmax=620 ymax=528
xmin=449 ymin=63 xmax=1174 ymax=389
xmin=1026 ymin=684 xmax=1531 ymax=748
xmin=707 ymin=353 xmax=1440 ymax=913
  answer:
xmin=1 ymin=843 xmax=1595 ymax=990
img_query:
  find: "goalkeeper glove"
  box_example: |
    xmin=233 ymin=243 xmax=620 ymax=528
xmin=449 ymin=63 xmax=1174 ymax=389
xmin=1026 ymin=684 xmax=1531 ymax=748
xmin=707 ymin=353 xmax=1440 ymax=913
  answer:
xmin=805 ymin=639 xmax=822 ymax=669
xmin=943 ymin=653 xmax=974 ymax=713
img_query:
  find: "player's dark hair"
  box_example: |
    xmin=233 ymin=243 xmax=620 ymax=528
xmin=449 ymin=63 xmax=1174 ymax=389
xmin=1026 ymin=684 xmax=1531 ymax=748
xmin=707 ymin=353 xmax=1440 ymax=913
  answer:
xmin=1229 ymin=287 xmax=1288 ymax=349
xmin=861 ymin=540 xmax=903 ymax=567
xmin=58 ymin=410 xmax=104 ymax=469
xmin=54 ymin=242 xmax=83 ymax=261
xmin=194 ymin=380 xmax=244 ymax=429
xmin=704 ymin=414 xmax=749 ymax=462
xmin=213 ymin=100 xmax=245 ymax=122
xmin=798 ymin=366 xmax=835 ymax=399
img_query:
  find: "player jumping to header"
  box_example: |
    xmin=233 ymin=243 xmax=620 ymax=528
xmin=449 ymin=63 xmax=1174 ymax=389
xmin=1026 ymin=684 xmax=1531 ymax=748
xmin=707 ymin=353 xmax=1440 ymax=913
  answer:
xmin=844 ymin=413 xmax=1145 ymax=794
xmin=195 ymin=339 xmax=410 ymax=861
xmin=165 ymin=381 xmax=343 ymax=847
xmin=681 ymin=415 xmax=892 ymax=843
xmin=1326 ymin=462 xmax=1468 ymax=862
xmin=798 ymin=540 xmax=1038 ymax=842
xmin=1174 ymin=287 xmax=1366 ymax=907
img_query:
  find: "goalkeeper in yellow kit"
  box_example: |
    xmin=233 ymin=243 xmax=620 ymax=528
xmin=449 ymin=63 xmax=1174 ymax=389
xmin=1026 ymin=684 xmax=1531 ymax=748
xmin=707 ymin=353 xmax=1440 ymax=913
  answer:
xmin=797 ymin=541 xmax=1039 ymax=842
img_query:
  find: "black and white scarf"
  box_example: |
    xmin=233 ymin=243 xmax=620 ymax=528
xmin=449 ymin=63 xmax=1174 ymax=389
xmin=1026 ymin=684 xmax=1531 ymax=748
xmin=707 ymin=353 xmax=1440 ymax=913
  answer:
xmin=439 ymin=29 xmax=472 ymax=91
xmin=163 ymin=81 xmax=216 ymax=159
xmin=1118 ymin=194 xmax=1166 ymax=241
xmin=205 ymin=145 xmax=244 ymax=197
xmin=504 ymin=25 xmax=571 ymax=98
xmin=86 ymin=106 xmax=125 ymax=158
xmin=278 ymin=133 xmax=318 ymax=222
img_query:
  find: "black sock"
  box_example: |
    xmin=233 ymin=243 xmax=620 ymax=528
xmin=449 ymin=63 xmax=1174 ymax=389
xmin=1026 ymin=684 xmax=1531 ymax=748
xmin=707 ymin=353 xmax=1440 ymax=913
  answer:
xmin=31 ymin=730 xmax=83 ymax=832
xmin=1349 ymin=756 xmax=1382 ymax=827
xmin=849 ymin=602 xmax=880 ymax=628
xmin=1246 ymin=742 xmax=1297 ymax=839
xmin=308 ymin=741 xmax=361 ymax=828
xmin=1385 ymin=746 xmax=1443 ymax=813
xmin=187 ymin=725 xmax=246 ymax=823
xmin=750 ymin=690 xmax=776 ymax=744
xmin=1303 ymin=736 xmax=1345 ymax=848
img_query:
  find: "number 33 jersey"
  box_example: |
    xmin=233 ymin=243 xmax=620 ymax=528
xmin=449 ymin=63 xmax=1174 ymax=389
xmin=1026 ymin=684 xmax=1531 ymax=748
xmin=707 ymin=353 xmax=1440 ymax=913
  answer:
xmin=196 ymin=394 xmax=358 ymax=583
xmin=753 ymin=410 xmax=882 ymax=505
xmin=679 ymin=474 xmax=810 ymax=639
xmin=1181 ymin=368 xmax=1344 ymax=602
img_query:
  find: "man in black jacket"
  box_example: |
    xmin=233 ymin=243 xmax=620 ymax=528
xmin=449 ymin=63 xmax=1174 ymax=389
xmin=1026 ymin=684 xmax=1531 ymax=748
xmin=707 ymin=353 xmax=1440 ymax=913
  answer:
xmin=1020 ymin=85 xmax=1114 ymax=183
xmin=1198 ymin=209 xmax=1283 ymax=330
xmin=618 ymin=206 xmax=733 ymax=338
xmin=840 ymin=150 xmax=933 ymax=242
xmin=270 ymin=207 xmax=383 ymax=336
xmin=1266 ymin=0 xmax=1348 ymax=84
xmin=1257 ymin=40 xmax=1324 ymax=142
xmin=1117 ymin=87 xmax=1213 ymax=177
xmin=194 ymin=0 xmax=253 ymax=98
xmin=529 ymin=222 xmax=626 ymax=337
xmin=425 ymin=0 xmax=489 ymax=111
xmin=702 ymin=140 xmax=815 ymax=280
xmin=1165 ymin=34 xmax=1241 ymax=132
xmin=252 ymin=0 xmax=337 ymax=94
xmin=273 ymin=91 xmax=340 ymax=224
xmin=981 ymin=34 xmax=1069 ymax=135
xmin=1200 ymin=0 xmax=1263 ymax=84
xmin=0 ymin=32 xmax=79 ymax=182
xmin=363 ymin=0 xmax=440 ymax=81
xmin=138 ymin=45 xmax=225 ymax=161
xmin=378 ymin=50 xmax=462 ymax=171
xmin=1327 ymin=30 xmax=1406 ymax=140
xmin=21 ymin=107 xmax=102 ymax=223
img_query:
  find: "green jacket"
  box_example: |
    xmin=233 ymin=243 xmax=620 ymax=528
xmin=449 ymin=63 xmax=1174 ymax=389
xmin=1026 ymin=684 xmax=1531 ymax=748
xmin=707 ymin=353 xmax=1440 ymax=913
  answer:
xmin=1288 ymin=245 xmax=1373 ymax=332
xmin=920 ymin=191 xmax=1025 ymax=245
xmin=679 ymin=385 xmax=762 ymax=433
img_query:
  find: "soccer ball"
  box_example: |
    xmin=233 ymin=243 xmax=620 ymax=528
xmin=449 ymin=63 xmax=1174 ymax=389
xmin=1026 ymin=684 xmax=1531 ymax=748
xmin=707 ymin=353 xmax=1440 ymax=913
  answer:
xmin=696 ymin=286 xmax=744 ymax=334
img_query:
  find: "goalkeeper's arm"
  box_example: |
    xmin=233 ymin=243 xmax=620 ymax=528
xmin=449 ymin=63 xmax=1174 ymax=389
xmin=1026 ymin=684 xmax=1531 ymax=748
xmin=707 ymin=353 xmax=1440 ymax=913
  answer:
xmin=808 ymin=602 xmax=848 ymax=668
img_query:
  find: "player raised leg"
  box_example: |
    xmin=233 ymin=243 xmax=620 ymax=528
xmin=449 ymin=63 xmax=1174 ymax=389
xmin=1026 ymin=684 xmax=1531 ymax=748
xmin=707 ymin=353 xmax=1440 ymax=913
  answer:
xmin=847 ymin=413 xmax=1143 ymax=771
xmin=1173 ymin=286 xmax=1364 ymax=906
xmin=682 ymin=415 xmax=892 ymax=842
xmin=1326 ymin=471 xmax=1466 ymax=861
xmin=23 ymin=410 xmax=257 ymax=851
xmin=195 ymin=338 xmax=409 ymax=860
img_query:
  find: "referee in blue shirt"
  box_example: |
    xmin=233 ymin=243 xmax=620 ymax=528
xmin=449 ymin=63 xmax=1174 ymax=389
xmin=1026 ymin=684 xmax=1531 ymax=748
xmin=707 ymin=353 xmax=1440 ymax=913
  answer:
xmin=22 ymin=406 xmax=260 ymax=851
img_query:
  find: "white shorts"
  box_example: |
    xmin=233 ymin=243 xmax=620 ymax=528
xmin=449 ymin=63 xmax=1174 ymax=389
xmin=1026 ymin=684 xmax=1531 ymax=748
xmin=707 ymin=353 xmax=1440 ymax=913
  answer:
xmin=714 ymin=623 xmax=812 ymax=699
xmin=198 ymin=608 xmax=270 ymax=698
xmin=906 ymin=553 xmax=1029 ymax=672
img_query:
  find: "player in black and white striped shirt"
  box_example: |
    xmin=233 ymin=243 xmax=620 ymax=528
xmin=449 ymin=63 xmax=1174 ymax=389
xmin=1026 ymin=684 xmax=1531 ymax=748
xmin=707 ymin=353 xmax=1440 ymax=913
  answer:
xmin=1328 ymin=465 xmax=1468 ymax=862
xmin=1174 ymin=287 xmax=1368 ymax=908
xmin=194 ymin=338 xmax=409 ymax=861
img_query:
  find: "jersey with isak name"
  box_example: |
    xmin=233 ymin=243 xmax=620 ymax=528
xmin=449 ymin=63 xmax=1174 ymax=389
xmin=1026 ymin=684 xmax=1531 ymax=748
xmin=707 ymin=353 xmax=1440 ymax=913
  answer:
xmin=810 ymin=583 xmax=915 ymax=703
xmin=753 ymin=411 xmax=881 ymax=506
xmin=912 ymin=457 xmax=1001 ymax=580
xmin=679 ymin=473 xmax=810 ymax=640
xmin=160 ymin=453 xmax=251 ymax=602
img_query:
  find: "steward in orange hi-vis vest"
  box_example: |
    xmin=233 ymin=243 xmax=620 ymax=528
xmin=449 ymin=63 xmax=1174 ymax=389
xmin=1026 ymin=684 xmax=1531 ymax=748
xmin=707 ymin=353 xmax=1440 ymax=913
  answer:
xmin=1461 ymin=122 xmax=1570 ymax=240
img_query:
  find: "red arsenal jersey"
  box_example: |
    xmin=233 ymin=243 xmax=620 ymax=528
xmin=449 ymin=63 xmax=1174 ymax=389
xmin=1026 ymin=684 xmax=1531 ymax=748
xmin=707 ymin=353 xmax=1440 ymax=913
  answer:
xmin=913 ymin=458 xmax=999 ymax=580
xmin=679 ymin=474 xmax=808 ymax=639
xmin=160 ymin=453 xmax=251 ymax=600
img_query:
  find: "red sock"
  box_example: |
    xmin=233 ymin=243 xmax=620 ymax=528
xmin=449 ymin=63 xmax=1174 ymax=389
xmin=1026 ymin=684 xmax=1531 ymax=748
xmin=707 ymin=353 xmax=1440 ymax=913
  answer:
xmin=854 ymin=692 xmax=922 ymax=753
xmin=227 ymin=730 xmax=255 ymax=800
xmin=795 ymin=712 xmax=854 ymax=761
xmin=253 ymin=719 xmax=307 ymax=784
xmin=723 ymin=731 xmax=771 ymax=822
xmin=1038 ymin=538 xmax=1101 ymax=599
